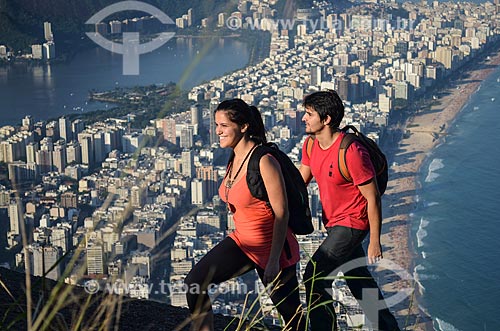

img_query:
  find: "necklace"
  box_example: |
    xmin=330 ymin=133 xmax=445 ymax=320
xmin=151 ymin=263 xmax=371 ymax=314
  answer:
xmin=225 ymin=144 xmax=257 ymax=189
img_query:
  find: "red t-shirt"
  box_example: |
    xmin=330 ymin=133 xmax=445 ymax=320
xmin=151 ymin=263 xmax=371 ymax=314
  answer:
xmin=302 ymin=133 xmax=375 ymax=230
xmin=219 ymin=169 xmax=300 ymax=270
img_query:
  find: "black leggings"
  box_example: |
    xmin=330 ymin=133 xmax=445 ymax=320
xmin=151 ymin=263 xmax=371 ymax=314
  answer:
xmin=185 ymin=236 xmax=305 ymax=330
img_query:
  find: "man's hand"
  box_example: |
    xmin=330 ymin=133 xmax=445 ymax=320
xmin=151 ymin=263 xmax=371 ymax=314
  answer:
xmin=367 ymin=241 xmax=383 ymax=264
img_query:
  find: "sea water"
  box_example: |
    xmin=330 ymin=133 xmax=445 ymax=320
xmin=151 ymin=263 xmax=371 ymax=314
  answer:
xmin=412 ymin=65 xmax=500 ymax=330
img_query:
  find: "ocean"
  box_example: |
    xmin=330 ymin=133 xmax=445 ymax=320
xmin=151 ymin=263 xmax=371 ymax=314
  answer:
xmin=412 ymin=65 xmax=500 ymax=330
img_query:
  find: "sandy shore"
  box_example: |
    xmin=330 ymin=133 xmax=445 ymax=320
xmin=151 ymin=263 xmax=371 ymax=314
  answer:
xmin=379 ymin=47 xmax=500 ymax=330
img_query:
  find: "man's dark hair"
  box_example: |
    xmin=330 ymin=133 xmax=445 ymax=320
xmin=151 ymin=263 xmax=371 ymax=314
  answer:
xmin=302 ymin=90 xmax=345 ymax=128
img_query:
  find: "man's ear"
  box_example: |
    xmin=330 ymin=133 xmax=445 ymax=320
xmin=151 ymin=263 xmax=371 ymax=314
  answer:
xmin=323 ymin=115 xmax=332 ymax=126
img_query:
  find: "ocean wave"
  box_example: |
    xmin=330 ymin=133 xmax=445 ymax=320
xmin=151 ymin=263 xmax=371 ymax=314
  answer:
xmin=416 ymin=228 xmax=427 ymax=247
xmin=422 ymin=251 xmax=427 ymax=259
xmin=428 ymin=158 xmax=444 ymax=172
xmin=424 ymin=201 xmax=439 ymax=207
xmin=435 ymin=317 xmax=462 ymax=331
xmin=414 ymin=264 xmax=425 ymax=272
xmin=425 ymin=158 xmax=444 ymax=183
xmin=413 ymin=266 xmax=426 ymax=295
xmin=416 ymin=217 xmax=428 ymax=247
xmin=418 ymin=303 xmax=430 ymax=315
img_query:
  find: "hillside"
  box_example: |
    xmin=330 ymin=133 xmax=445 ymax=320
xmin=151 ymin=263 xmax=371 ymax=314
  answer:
xmin=0 ymin=267 xmax=281 ymax=330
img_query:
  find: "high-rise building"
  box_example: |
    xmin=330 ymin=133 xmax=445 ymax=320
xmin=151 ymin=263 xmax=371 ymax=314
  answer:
xmin=52 ymin=140 xmax=66 ymax=173
xmin=36 ymin=150 xmax=52 ymax=174
xmin=378 ymin=93 xmax=392 ymax=113
xmin=8 ymin=201 xmax=22 ymax=235
xmin=196 ymin=210 xmax=221 ymax=235
xmin=0 ymin=45 xmax=7 ymax=59
xmin=336 ymin=76 xmax=350 ymax=101
xmin=31 ymin=44 xmax=43 ymax=60
xmin=310 ymin=66 xmax=322 ymax=87
xmin=130 ymin=186 xmax=144 ymax=208
xmin=71 ymin=119 xmax=85 ymax=137
xmin=161 ymin=118 xmax=177 ymax=145
xmin=180 ymin=127 xmax=194 ymax=149
xmin=26 ymin=142 xmax=38 ymax=164
xmin=51 ymin=227 xmax=70 ymax=253
xmin=190 ymin=104 xmax=202 ymax=130
xmin=297 ymin=24 xmax=307 ymax=37
xmin=43 ymin=42 xmax=56 ymax=60
xmin=8 ymin=161 xmax=37 ymax=185
xmin=187 ymin=8 xmax=193 ymax=27
xmin=45 ymin=121 xmax=59 ymax=140
xmin=86 ymin=241 xmax=105 ymax=275
xmin=209 ymin=99 xmax=219 ymax=145
xmin=436 ymin=46 xmax=453 ymax=69
xmin=44 ymin=22 xmax=53 ymax=42
xmin=395 ymin=81 xmax=411 ymax=100
xmin=66 ymin=141 xmax=82 ymax=165
xmin=196 ymin=165 xmax=218 ymax=201
xmin=60 ymin=191 xmax=77 ymax=209
xmin=181 ymin=149 xmax=195 ymax=178
xmin=103 ymin=128 xmax=122 ymax=154
xmin=95 ymin=22 xmax=108 ymax=35
xmin=217 ymin=13 xmax=226 ymax=27
xmin=59 ymin=117 xmax=71 ymax=142
xmin=31 ymin=245 xmax=63 ymax=281
xmin=176 ymin=17 xmax=187 ymax=29
xmin=93 ymin=131 xmax=105 ymax=164
xmin=191 ymin=179 xmax=205 ymax=206
xmin=121 ymin=132 xmax=144 ymax=153
xmin=109 ymin=20 xmax=122 ymax=34
xmin=78 ymin=133 xmax=94 ymax=167
xmin=22 ymin=116 xmax=34 ymax=130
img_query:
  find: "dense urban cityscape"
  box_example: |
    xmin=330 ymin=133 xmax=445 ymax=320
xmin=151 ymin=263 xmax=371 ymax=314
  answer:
xmin=1 ymin=0 xmax=500 ymax=329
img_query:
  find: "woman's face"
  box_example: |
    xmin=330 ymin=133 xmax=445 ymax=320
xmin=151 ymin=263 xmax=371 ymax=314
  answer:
xmin=215 ymin=110 xmax=247 ymax=149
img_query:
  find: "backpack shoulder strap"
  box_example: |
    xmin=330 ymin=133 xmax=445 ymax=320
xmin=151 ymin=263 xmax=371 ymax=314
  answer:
xmin=247 ymin=144 xmax=275 ymax=200
xmin=338 ymin=132 xmax=357 ymax=183
xmin=305 ymin=135 xmax=315 ymax=159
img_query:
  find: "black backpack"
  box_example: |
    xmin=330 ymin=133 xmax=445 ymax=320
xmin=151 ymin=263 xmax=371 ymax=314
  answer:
xmin=306 ymin=125 xmax=388 ymax=195
xmin=246 ymin=143 xmax=314 ymax=235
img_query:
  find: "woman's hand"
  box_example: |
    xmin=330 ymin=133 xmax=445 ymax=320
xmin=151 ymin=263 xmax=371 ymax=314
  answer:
xmin=263 ymin=259 xmax=281 ymax=285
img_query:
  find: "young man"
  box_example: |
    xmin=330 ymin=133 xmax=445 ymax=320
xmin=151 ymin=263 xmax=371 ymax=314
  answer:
xmin=300 ymin=90 xmax=401 ymax=331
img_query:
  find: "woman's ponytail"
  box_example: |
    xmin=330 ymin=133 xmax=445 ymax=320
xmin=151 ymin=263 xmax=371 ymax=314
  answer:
xmin=247 ymin=106 xmax=267 ymax=144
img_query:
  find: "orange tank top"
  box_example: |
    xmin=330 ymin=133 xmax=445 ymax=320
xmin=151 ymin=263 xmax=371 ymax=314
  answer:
xmin=220 ymin=170 xmax=300 ymax=269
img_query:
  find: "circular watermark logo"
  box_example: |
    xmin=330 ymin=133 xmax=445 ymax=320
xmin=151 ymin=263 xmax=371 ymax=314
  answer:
xmin=84 ymin=279 xmax=100 ymax=294
xmin=85 ymin=1 xmax=175 ymax=75
xmin=226 ymin=16 xmax=242 ymax=31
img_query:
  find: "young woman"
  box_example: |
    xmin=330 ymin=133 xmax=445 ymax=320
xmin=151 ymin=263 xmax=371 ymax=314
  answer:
xmin=185 ymin=99 xmax=304 ymax=331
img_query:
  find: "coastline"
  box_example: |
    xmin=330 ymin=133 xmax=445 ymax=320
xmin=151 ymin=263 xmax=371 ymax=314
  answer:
xmin=380 ymin=47 xmax=500 ymax=330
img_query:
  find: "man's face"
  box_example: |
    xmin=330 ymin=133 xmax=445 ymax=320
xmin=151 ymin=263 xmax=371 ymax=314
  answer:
xmin=302 ymin=106 xmax=326 ymax=135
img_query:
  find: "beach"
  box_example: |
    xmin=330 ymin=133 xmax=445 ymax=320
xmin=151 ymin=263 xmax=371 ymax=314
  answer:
xmin=379 ymin=47 xmax=500 ymax=330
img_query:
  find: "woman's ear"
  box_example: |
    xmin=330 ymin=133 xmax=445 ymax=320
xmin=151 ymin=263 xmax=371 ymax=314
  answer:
xmin=241 ymin=123 xmax=249 ymax=133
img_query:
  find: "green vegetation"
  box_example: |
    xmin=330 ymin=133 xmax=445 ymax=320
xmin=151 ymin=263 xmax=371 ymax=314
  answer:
xmin=63 ymin=83 xmax=190 ymax=129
